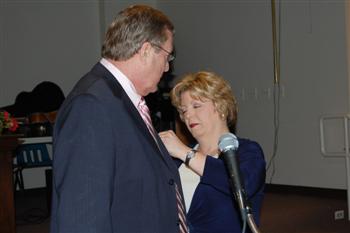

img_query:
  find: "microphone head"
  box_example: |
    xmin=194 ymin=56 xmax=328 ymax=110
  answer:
xmin=218 ymin=133 xmax=239 ymax=152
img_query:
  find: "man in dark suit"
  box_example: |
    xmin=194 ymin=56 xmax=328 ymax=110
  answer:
xmin=50 ymin=5 xmax=187 ymax=233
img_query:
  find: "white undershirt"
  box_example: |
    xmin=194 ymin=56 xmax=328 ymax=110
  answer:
xmin=179 ymin=164 xmax=200 ymax=212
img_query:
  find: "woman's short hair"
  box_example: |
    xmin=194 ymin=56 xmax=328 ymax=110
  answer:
xmin=171 ymin=71 xmax=238 ymax=128
xmin=102 ymin=5 xmax=174 ymax=61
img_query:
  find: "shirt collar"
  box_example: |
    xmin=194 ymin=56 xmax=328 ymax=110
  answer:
xmin=99 ymin=58 xmax=142 ymax=107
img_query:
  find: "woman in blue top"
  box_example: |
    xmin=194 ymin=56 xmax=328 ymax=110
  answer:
xmin=159 ymin=71 xmax=266 ymax=233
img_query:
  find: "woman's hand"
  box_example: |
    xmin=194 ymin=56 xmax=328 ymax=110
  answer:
xmin=159 ymin=130 xmax=206 ymax=176
xmin=158 ymin=130 xmax=191 ymax=161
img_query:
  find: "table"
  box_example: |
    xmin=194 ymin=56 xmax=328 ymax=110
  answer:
xmin=0 ymin=135 xmax=20 ymax=233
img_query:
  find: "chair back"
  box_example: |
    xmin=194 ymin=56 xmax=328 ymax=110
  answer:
xmin=15 ymin=143 xmax=52 ymax=168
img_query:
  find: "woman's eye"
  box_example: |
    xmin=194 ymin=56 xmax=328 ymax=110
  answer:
xmin=193 ymin=104 xmax=201 ymax=109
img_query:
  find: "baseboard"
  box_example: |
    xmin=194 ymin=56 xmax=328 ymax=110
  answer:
xmin=17 ymin=183 xmax=347 ymax=200
xmin=265 ymin=184 xmax=347 ymax=199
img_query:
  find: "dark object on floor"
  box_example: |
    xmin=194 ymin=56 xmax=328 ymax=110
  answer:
xmin=15 ymin=189 xmax=50 ymax=227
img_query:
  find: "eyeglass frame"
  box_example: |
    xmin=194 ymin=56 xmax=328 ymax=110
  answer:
xmin=150 ymin=43 xmax=175 ymax=62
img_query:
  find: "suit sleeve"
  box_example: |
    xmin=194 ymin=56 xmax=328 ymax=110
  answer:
xmin=52 ymin=94 xmax=115 ymax=233
xmin=172 ymin=157 xmax=183 ymax=168
xmin=200 ymin=140 xmax=266 ymax=198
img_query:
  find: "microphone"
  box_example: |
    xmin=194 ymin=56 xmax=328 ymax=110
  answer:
xmin=218 ymin=133 xmax=262 ymax=233
xmin=218 ymin=133 xmax=249 ymax=219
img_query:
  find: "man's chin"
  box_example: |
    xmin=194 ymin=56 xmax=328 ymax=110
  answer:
xmin=148 ymin=86 xmax=159 ymax=94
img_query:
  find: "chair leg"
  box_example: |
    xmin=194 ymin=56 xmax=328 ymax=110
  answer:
xmin=14 ymin=169 xmax=20 ymax=190
xmin=19 ymin=169 xmax=24 ymax=190
xmin=15 ymin=168 xmax=25 ymax=191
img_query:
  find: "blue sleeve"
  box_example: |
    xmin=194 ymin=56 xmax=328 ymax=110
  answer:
xmin=53 ymin=95 xmax=115 ymax=233
xmin=201 ymin=139 xmax=266 ymax=198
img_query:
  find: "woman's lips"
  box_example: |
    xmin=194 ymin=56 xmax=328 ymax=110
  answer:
xmin=189 ymin=123 xmax=198 ymax=128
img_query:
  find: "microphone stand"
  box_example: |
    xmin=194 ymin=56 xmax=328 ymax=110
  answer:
xmin=247 ymin=213 xmax=261 ymax=233
xmin=218 ymin=132 xmax=262 ymax=233
xmin=230 ymin=182 xmax=262 ymax=233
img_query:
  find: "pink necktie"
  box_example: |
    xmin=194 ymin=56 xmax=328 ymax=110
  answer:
xmin=138 ymin=97 xmax=189 ymax=233
xmin=175 ymin=183 xmax=189 ymax=233
xmin=138 ymin=97 xmax=158 ymax=140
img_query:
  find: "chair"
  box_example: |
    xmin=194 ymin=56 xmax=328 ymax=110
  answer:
xmin=13 ymin=143 xmax=52 ymax=190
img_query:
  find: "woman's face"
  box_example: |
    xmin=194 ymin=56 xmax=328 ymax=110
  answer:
xmin=179 ymin=91 xmax=222 ymax=139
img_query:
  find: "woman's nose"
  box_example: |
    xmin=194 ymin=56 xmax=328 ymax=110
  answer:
xmin=183 ymin=109 xmax=193 ymax=119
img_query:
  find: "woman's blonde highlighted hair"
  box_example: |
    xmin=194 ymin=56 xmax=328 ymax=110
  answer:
xmin=171 ymin=71 xmax=238 ymax=128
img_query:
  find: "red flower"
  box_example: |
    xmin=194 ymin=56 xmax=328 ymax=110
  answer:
xmin=4 ymin=111 xmax=9 ymax=120
xmin=0 ymin=111 xmax=18 ymax=133
xmin=9 ymin=118 xmax=19 ymax=132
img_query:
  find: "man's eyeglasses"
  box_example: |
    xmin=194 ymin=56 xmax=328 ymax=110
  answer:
xmin=151 ymin=43 xmax=175 ymax=62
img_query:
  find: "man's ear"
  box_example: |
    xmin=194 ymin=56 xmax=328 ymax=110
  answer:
xmin=139 ymin=42 xmax=152 ymax=60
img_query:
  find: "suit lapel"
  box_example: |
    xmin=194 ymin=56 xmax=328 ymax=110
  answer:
xmin=92 ymin=63 xmax=177 ymax=172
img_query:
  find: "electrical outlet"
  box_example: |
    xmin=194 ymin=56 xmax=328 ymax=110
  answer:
xmin=334 ymin=210 xmax=344 ymax=220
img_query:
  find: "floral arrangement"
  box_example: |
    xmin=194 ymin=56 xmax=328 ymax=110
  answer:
xmin=0 ymin=110 xmax=18 ymax=134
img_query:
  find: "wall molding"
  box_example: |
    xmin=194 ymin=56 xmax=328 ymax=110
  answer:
xmin=265 ymin=184 xmax=347 ymax=199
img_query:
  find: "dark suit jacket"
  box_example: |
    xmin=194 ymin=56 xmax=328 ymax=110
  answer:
xmin=50 ymin=63 xmax=183 ymax=233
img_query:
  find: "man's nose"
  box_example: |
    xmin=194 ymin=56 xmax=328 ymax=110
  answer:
xmin=164 ymin=61 xmax=169 ymax=72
